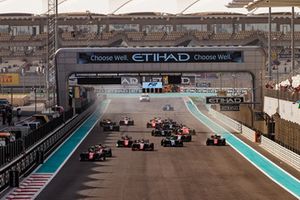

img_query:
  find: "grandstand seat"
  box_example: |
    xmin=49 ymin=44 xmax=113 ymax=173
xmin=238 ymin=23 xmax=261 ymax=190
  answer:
xmin=144 ymin=32 xmax=165 ymax=41
xmin=126 ymin=32 xmax=144 ymax=41
xmin=193 ymin=31 xmax=212 ymax=40
xmin=164 ymin=31 xmax=185 ymax=41
xmin=0 ymin=33 xmax=12 ymax=41
xmin=13 ymin=34 xmax=32 ymax=41
xmin=211 ymin=32 xmax=232 ymax=40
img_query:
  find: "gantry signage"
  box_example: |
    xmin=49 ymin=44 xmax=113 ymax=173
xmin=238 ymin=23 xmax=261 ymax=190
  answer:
xmin=142 ymin=82 xmax=163 ymax=89
xmin=220 ymin=104 xmax=240 ymax=111
xmin=206 ymin=96 xmax=244 ymax=104
xmin=77 ymin=51 xmax=243 ymax=64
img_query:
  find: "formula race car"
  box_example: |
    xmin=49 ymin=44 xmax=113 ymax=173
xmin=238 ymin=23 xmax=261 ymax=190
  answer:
xmin=176 ymin=126 xmax=196 ymax=135
xmin=146 ymin=117 xmax=163 ymax=128
xmin=103 ymin=122 xmax=120 ymax=131
xmin=151 ymin=128 xmax=172 ymax=137
xmin=174 ymin=134 xmax=192 ymax=142
xmin=119 ymin=117 xmax=134 ymax=126
xmin=131 ymin=139 xmax=154 ymax=151
xmin=100 ymin=119 xmax=114 ymax=127
xmin=161 ymin=136 xmax=183 ymax=147
xmin=93 ymin=144 xmax=112 ymax=157
xmin=162 ymin=104 xmax=174 ymax=111
xmin=139 ymin=93 xmax=150 ymax=102
xmin=206 ymin=134 xmax=226 ymax=146
xmin=80 ymin=146 xmax=106 ymax=161
xmin=116 ymin=135 xmax=133 ymax=147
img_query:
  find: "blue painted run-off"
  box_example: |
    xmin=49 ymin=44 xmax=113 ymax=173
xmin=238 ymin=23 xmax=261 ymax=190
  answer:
xmin=185 ymin=100 xmax=300 ymax=199
xmin=36 ymin=101 xmax=109 ymax=174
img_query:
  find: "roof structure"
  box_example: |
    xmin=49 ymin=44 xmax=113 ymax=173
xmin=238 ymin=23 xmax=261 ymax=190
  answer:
xmin=246 ymin=0 xmax=300 ymax=11
xmin=0 ymin=0 xmax=299 ymax=15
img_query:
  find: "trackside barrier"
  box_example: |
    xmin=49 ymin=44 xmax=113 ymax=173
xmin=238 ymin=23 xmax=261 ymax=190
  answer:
xmin=261 ymin=136 xmax=300 ymax=172
xmin=0 ymin=97 xmax=105 ymax=193
xmin=241 ymin=125 xmax=256 ymax=142
xmin=208 ymin=106 xmax=242 ymax=133
xmin=206 ymin=104 xmax=300 ymax=172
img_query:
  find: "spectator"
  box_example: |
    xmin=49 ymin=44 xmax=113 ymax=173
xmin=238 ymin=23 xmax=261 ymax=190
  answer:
xmin=2 ymin=108 xmax=6 ymax=125
xmin=7 ymin=110 xmax=12 ymax=126
xmin=16 ymin=107 xmax=21 ymax=121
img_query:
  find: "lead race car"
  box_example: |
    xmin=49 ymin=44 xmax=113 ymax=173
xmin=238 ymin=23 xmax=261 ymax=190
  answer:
xmin=80 ymin=145 xmax=106 ymax=161
xmin=116 ymin=135 xmax=133 ymax=147
xmin=131 ymin=139 xmax=154 ymax=151
xmin=119 ymin=117 xmax=134 ymax=126
xmin=206 ymin=134 xmax=226 ymax=146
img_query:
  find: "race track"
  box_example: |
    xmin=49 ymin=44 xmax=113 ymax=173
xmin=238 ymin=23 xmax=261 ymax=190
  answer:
xmin=36 ymin=97 xmax=297 ymax=200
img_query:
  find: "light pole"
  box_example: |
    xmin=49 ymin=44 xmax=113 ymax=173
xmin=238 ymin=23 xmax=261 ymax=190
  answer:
xmin=232 ymin=73 xmax=237 ymax=96
xmin=32 ymin=88 xmax=37 ymax=114
xmin=10 ymin=87 xmax=13 ymax=106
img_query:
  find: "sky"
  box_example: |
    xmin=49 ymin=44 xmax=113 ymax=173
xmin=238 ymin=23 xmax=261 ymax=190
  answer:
xmin=0 ymin=0 xmax=298 ymax=15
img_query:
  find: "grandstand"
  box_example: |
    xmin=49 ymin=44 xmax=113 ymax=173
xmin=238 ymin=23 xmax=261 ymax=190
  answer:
xmin=0 ymin=12 xmax=300 ymax=70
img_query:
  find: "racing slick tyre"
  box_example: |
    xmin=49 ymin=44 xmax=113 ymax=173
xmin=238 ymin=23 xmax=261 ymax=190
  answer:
xmin=206 ymin=139 xmax=213 ymax=146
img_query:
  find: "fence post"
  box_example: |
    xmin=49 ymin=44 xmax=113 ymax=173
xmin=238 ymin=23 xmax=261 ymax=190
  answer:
xmin=36 ymin=150 xmax=44 ymax=164
xmin=9 ymin=170 xmax=19 ymax=187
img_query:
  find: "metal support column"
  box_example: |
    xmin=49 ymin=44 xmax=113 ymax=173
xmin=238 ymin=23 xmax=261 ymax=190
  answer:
xmin=291 ymin=7 xmax=295 ymax=75
xmin=268 ymin=7 xmax=272 ymax=81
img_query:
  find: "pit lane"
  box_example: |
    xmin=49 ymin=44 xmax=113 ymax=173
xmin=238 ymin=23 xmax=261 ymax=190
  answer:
xmin=36 ymin=97 xmax=297 ymax=200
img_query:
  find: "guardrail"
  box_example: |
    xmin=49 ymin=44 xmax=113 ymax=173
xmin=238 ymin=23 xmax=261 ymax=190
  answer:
xmin=206 ymin=104 xmax=300 ymax=171
xmin=0 ymin=112 xmax=70 ymax=167
xmin=261 ymin=136 xmax=300 ymax=171
xmin=208 ymin=107 xmax=242 ymax=133
xmin=241 ymin=125 xmax=256 ymax=142
xmin=0 ymin=99 xmax=102 ymax=193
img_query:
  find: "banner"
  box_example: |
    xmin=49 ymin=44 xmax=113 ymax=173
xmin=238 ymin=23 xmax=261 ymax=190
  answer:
xmin=206 ymin=96 xmax=244 ymax=104
xmin=78 ymin=51 xmax=243 ymax=64
xmin=142 ymin=82 xmax=162 ymax=89
xmin=0 ymin=73 xmax=20 ymax=86
xmin=220 ymin=104 xmax=240 ymax=111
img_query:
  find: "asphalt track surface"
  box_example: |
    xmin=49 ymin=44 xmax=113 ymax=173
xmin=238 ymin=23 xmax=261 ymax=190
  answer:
xmin=36 ymin=97 xmax=297 ymax=200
